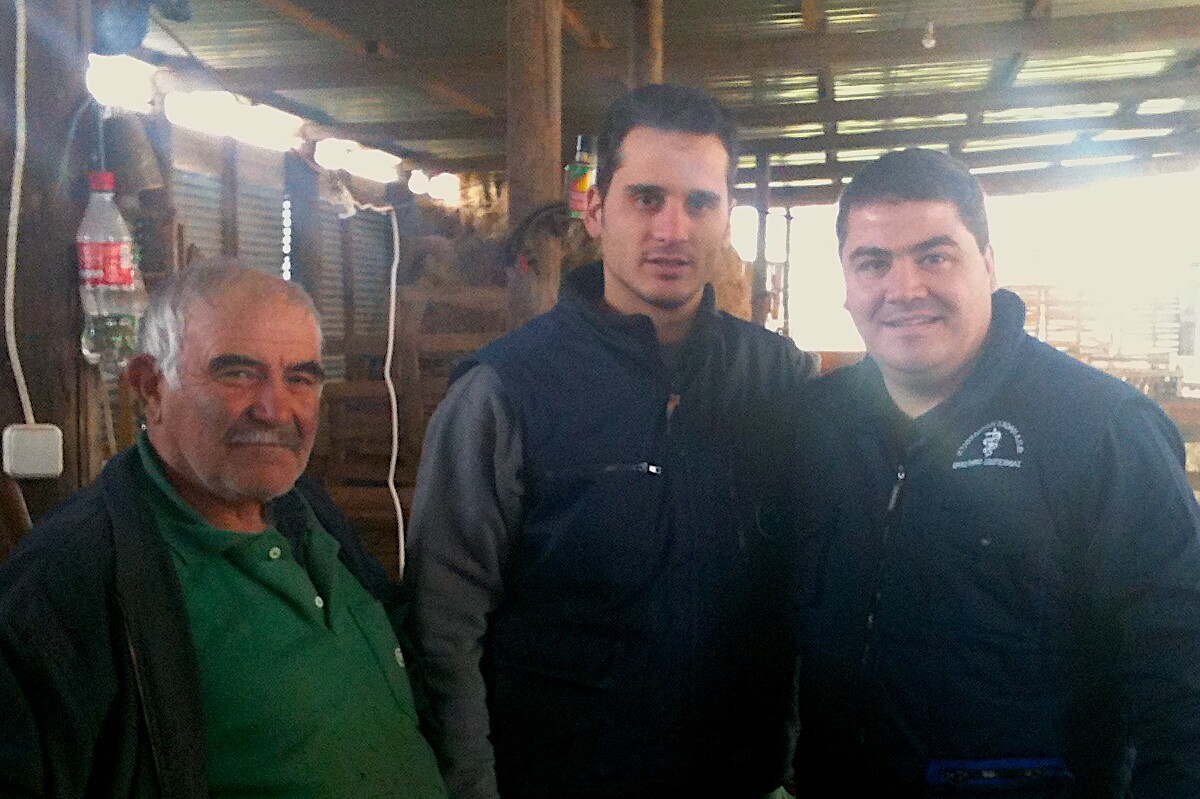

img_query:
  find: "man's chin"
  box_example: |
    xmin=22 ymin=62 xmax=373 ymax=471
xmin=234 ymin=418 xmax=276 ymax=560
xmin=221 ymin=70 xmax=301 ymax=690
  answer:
xmin=216 ymin=469 xmax=305 ymax=504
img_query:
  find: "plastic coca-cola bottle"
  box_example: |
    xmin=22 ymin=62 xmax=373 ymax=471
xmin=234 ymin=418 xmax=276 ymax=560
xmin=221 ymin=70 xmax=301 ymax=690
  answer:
xmin=76 ymin=171 xmax=147 ymax=379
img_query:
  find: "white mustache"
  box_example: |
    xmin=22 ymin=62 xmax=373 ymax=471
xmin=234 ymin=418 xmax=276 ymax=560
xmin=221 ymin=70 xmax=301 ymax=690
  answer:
xmin=226 ymin=427 xmax=302 ymax=449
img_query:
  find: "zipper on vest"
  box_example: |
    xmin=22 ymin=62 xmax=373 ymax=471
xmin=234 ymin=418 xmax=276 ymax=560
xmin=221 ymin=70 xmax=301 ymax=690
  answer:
xmin=857 ymin=463 xmax=906 ymax=744
xmin=603 ymin=461 xmax=663 ymax=475
xmin=860 ymin=464 xmax=905 ymax=669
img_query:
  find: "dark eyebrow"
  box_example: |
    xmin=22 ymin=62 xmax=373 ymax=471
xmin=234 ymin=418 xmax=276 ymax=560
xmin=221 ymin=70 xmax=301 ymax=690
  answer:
xmin=909 ymin=235 xmax=958 ymax=253
xmin=687 ymin=189 xmax=722 ymax=206
xmin=847 ymin=245 xmax=893 ymax=261
xmin=625 ymin=183 xmax=663 ymax=196
xmin=208 ymin=354 xmax=266 ymax=374
xmin=289 ymin=361 xmax=327 ymax=382
xmin=846 ymin=236 xmax=960 ymax=261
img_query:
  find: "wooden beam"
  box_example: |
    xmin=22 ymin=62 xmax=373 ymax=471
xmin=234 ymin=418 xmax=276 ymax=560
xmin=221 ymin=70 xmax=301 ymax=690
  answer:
xmin=669 ymin=7 xmax=1200 ymax=75
xmin=327 ymin=70 xmax=1199 ymax=148
xmin=801 ymin=0 xmax=826 ymax=33
xmin=252 ymin=0 xmax=495 ymax=118
xmin=629 ymin=0 xmax=664 ymax=86
xmin=191 ymin=6 xmax=1200 ymax=107
xmin=1025 ymin=0 xmax=1052 ymax=20
xmin=744 ymin=150 xmax=1200 ymax=206
xmin=562 ymin=3 xmax=613 ymax=50
xmin=507 ymin=0 xmax=564 ymax=326
xmin=736 ymin=71 xmax=1200 ymax=131
xmin=744 ymin=108 xmax=1200 ymax=157
xmin=736 ymin=129 xmax=1200 ymax=184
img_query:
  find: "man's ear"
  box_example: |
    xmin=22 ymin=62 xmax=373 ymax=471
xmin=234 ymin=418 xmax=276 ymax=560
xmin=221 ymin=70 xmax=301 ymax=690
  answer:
xmin=984 ymin=244 xmax=998 ymax=291
xmin=125 ymin=354 xmax=165 ymax=424
xmin=583 ymin=185 xmax=604 ymax=240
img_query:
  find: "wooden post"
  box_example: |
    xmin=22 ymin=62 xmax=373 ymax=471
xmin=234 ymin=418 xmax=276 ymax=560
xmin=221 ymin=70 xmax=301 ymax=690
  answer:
xmin=506 ymin=0 xmax=563 ymax=328
xmin=0 ymin=0 xmax=94 ymax=515
xmin=629 ymin=0 xmax=664 ymax=87
xmin=220 ymin=139 xmax=238 ymax=256
xmin=750 ymin=154 xmax=772 ymax=325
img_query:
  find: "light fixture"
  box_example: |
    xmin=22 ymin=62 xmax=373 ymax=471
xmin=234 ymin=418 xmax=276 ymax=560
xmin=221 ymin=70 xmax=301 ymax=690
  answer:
xmin=164 ymin=90 xmax=303 ymax=152
xmin=921 ymin=20 xmax=936 ymax=50
xmin=428 ymin=172 xmax=462 ymax=206
xmin=408 ymin=169 xmax=430 ymax=195
xmin=313 ymin=138 xmax=402 ymax=184
xmin=85 ymin=54 xmax=158 ymax=113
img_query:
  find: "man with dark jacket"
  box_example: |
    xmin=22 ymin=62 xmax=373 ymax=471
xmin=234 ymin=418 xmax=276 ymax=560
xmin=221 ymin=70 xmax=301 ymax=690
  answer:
xmin=0 ymin=262 xmax=447 ymax=798
xmin=405 ymin=84 xmax=817 ymax=799
xmin=795 ymin=148 xmax=1200 ymax=797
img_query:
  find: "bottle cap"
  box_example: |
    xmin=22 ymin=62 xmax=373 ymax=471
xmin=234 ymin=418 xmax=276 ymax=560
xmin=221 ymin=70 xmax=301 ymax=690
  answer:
xmin=575 ymin=135 xmax=594 ymax=157
xmin=88 ymin=172 xmax=116 ymax=192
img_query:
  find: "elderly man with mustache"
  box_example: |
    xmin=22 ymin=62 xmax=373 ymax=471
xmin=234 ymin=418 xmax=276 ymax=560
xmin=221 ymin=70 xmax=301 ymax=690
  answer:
xmin=0 ymin=262 xmax=447 ymax=799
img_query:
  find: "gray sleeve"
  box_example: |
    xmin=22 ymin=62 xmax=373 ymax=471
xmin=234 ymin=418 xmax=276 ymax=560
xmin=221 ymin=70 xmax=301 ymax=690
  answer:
xmin=404 ymin=363 xmax=522 ymax=799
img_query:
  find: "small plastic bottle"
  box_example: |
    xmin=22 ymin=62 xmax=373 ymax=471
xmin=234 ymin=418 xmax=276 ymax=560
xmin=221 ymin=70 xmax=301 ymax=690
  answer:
xmin=564 ymin=135 xmax=596 ymax=219
xmin=76 ymin=171 xmax=148 ymax=379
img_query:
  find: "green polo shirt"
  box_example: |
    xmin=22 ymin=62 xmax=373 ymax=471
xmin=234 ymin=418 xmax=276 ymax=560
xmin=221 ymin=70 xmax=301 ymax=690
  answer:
xmin=135 ymin=436 xmax=446 ymax=798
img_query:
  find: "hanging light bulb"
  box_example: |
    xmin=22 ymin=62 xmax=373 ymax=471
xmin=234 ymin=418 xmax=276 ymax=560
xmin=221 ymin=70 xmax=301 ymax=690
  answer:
xmin=921 ymin=20 xmax=937 ymax=49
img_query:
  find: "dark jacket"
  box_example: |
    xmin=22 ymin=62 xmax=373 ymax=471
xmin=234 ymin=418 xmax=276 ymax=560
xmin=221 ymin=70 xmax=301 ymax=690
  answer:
xmin=794 ymin=289 xmax=1200 ymax=798
xmin=0 ymin=447 xmax=397 ymax=798
xmin=406 ymin=262 xmax=816 ymax=799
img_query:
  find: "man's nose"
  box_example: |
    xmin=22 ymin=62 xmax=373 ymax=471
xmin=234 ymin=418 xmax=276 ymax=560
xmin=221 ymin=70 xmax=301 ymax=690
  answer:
xmin=884 ymin=259 xmax=928 ymax=302
xmin=247 ymin=376 xmax=292 ymax=423
xmin=651 ymin=200 xmax=689 ymax=242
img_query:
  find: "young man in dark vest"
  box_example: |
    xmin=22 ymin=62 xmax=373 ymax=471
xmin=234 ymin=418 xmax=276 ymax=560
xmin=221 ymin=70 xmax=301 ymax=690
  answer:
xmin=406 ymin=84 xmax=817 ymax=799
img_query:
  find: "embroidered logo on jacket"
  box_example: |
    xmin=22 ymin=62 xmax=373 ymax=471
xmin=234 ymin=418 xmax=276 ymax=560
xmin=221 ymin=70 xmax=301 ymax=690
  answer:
xmin=952 ymin=420 xmax=1024 ymax=469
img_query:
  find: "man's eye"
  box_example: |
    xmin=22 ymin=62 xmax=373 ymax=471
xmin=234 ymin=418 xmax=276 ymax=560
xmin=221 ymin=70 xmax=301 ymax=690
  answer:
xmin=216 ymin=368 xmax=258 ymax=382
xmin=634 ymin=193 xmax=662 ymax=208
xmin=921 ymin=252 xmax=950 ymax=267
xmin=856 ymin=260 xmax=889 ymax=274
xmin=286 ymin=373 xmax=322 ymax=387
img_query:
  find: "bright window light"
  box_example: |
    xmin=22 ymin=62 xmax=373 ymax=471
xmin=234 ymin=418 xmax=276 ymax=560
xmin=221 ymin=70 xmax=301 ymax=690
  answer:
xmin=1091 ymin=128 xmax=1174 ymax=143
xmin=1061 ymin=154 xmax=1137 ymax=168
xmin=313 ymin=138 xmax=402 ymax=183
xmin=408 ymin=169 xmax=430 ymax=195
xmin=764 ymin=207 xmax=788 ymax=263
xmin=970 ymin=161 xmax=1052 ymax=175
xmin=164 ymin=91 xmax=303 ymax=152
xmin=1138 ymin=98 xmax=1186 ymax=115
xmin=429 ymin=172 xmax=462 ymax=206
xmin=730 ymin=206 xmax=758 ymax=262
xmin=86 ymin=54 xmax=158 ymax=113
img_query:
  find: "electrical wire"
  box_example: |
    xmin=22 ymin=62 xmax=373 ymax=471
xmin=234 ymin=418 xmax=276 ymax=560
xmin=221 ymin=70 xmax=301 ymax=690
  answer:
xmin=383 ymin=208 xmax=407 ymax=579
xmin=5 ymin=0 xmax=35 ymax=425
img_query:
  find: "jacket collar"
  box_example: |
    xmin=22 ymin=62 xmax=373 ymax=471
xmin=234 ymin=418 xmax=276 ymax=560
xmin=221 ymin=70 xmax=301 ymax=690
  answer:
xmin=100 ymin=447 xmax=209 ymax=798
xmin=847 ymin=288 xmax=1031 ymax=433
xmin=558 ymin=260 xmax=720 ymax=367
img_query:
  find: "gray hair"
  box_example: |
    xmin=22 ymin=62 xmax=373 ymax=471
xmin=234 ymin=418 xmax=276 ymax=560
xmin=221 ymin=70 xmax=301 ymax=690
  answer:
xmin=137 ymin=258 xmax=321 ymax=388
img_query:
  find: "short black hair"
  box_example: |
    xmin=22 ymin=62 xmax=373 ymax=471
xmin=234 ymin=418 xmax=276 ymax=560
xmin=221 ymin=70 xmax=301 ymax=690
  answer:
xmin=836 ymin=148 xmax=989 ymax=253
xmin=595 ymin=83 xmax=739 ymax=198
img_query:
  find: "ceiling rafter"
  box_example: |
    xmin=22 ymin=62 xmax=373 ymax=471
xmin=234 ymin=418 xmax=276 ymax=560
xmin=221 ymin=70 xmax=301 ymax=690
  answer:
xmin=670 ymin=7 xmax=1200 ymax=75
xmin=252 ymin=0 xmax=496 ymax=118
xmin=735 ymin=129 xmax=1200 ymax=183
xmin=800 ymin=0 xmax=826 ymax=34
xmin=1025 ymin=0 xmax=1052 ymax=20
xmin=744 ymin=108 xmax=1200 ymax=156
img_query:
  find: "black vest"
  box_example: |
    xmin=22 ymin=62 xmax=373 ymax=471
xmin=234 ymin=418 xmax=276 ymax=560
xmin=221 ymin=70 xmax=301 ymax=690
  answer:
xmin=460 ymin=264 xmax=801 ymax=798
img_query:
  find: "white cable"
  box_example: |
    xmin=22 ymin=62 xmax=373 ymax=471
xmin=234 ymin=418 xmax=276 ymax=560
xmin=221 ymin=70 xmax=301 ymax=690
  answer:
xmin=383 ymin=208 xmax=407 ymax=579
xmin=5 ymin=0 xmax=35 ymax=425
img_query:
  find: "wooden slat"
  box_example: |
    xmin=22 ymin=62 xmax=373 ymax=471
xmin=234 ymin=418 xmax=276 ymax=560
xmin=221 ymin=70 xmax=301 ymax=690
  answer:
xmin=562 ymin=3 xmax=613 ymax=50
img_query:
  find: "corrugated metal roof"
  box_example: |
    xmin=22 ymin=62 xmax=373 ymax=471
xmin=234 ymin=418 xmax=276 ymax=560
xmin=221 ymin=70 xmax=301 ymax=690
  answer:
xmin=132 ymin=0 xmax=1200 ymax=201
